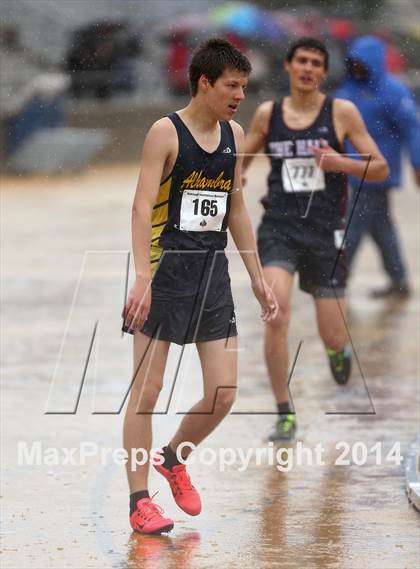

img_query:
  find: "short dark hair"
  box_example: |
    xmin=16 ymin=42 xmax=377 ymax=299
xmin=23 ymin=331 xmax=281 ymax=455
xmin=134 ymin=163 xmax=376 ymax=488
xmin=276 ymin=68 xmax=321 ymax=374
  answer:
xmin=286 ymin=37 xmax=329 ymax=70
xmin=189 ymin=38 xmax=252 ymax=97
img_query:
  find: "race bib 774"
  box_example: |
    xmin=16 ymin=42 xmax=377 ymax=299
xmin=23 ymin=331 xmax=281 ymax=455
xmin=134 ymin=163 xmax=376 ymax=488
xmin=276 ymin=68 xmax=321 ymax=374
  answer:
xmin=282 ymin=157 xmax=325 ymax=193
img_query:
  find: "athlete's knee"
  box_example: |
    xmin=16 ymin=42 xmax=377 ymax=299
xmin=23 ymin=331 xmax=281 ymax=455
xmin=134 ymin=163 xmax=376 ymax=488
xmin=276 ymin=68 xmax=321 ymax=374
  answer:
xmin=267 ymin=304 xmax=290 ymax=332
xmin=130 ymin=379 xmax=163 ymax=411
xmin=212 ymin=386 xmax=236 ymax=415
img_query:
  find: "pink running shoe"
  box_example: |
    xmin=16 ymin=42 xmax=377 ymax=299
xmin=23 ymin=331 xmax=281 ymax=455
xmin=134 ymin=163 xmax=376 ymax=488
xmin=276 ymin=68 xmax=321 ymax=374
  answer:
xmin=130 ymin=497 xmax=174 ymax=535
xmin=154 ymin=455 xmax=201 ymax=516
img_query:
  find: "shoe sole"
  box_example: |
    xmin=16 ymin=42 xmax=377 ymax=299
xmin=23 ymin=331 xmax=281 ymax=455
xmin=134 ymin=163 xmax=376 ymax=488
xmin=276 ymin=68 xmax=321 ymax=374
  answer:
xmin=132 ymin=523 xmax=174 ymax=535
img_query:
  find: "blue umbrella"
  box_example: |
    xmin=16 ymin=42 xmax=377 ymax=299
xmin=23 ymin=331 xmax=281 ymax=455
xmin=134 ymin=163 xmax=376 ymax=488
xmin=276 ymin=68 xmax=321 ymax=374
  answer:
xmin=211 ymin=3 xmax=285 ymax=40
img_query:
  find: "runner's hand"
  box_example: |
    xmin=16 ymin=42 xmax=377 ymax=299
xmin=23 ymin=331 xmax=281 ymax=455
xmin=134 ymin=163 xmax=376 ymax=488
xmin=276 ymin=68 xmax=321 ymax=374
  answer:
xmin=251 ymin=278 xmax=278 ymax=321
xmin=122 ymin=276 xmax=151 ymax=332
xmin=309 ymin=139 xmax=343 ymax=172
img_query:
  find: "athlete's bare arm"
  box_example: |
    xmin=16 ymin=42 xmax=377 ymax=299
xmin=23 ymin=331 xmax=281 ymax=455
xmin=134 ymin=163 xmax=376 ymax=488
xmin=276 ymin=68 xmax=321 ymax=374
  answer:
xmin=229 ymin=121 xmax=278 ymax=321
xmin=310 ymin=99 xmax=389 ymax=182
xmin=123 ymin=118 xmax=177 ymax=331
xmin=242 ymin=101 xmax=273 ymax=172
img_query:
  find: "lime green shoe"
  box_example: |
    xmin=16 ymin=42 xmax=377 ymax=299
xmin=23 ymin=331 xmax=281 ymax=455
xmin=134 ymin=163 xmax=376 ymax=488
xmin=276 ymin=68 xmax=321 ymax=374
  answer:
xmin=268 ymin=414 xmax=297 ymax=442
xmin=326 ymin=347 xmax=352 ymax=385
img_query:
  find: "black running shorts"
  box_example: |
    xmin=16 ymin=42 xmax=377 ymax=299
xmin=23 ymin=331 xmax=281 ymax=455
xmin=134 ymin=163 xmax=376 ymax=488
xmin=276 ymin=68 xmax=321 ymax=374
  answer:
xmin=123 ymin=249 xmax=237 ymax=345
xmin=257 ymin=216 xmax=347 ymax=298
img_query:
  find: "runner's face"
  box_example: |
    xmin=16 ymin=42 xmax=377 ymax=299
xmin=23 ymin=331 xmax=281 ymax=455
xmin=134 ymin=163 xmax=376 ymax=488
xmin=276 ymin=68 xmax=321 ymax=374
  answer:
xmin=202 ymin=68 xmax=248 ymax=120
xmin=285 ymin=47 xmax=327 ymax=92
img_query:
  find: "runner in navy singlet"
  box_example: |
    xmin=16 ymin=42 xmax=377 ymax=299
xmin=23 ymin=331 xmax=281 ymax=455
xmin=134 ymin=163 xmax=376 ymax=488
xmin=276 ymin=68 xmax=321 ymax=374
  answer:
xmin=121 ymin=38 xmax=277 ymax=535
xmin=243 ymin=37 xmax=388 ymax=441
xmin=123 ymin=111 xmax=239 ymax=344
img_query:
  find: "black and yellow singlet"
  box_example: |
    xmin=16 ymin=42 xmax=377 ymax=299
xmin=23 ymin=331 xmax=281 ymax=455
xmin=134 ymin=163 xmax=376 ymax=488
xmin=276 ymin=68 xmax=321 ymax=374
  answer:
xmin=150 ymin=112 xmax=236 ymax=272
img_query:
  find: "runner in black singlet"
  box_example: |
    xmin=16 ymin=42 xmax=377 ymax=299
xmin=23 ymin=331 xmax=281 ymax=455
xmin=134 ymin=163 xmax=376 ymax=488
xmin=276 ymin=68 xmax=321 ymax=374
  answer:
xmin=123 ymin=111 xmax=238 ymax=344
xmin=121 ymin=38 xmax=277 ymax=535
xmin=258 ymin=95 xmax=348 ymax=298
xmin=243 ymin=37 xmax=388 ymax=442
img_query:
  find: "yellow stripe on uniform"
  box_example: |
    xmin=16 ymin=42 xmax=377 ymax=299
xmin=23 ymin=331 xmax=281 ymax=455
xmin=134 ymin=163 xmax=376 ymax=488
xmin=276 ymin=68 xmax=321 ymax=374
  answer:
xmin=150 ymin=176 xmax=172 ymax=272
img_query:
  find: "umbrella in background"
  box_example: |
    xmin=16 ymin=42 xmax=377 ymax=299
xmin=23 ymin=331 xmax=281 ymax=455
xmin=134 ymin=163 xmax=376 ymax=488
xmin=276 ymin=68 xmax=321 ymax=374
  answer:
xmin=210 ymin=3 xmax=287 ymax=41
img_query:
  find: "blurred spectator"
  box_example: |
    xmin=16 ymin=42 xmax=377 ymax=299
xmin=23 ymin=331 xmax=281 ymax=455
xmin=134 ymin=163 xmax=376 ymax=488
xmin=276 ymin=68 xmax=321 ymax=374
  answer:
xmin=66 ymin=22 xmax=141 ymax=100
xmin=336 ymin=35 xmax=420 ymax=299
xmin=167 ymin=31 xmax=190 ymax=95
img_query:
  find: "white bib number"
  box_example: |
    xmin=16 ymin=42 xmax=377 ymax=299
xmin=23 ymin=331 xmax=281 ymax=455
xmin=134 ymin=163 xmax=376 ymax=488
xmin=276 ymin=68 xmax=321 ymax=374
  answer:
xmin=282 ymin=157 xmax=325 ymax=193
xmin=180 ymin=190 xmax=227 ymax=232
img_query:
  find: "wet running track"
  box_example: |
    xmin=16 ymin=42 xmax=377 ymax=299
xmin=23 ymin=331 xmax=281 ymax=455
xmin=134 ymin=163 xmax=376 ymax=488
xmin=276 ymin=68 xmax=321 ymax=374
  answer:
xmin=2 ymin=159 xmax=419 ymax=568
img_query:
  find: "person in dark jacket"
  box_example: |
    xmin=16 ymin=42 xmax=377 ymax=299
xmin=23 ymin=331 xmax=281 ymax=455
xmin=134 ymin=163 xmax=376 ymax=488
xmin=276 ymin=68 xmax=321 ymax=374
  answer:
xmin=336 ymin=35 xmax=420 ymax=298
